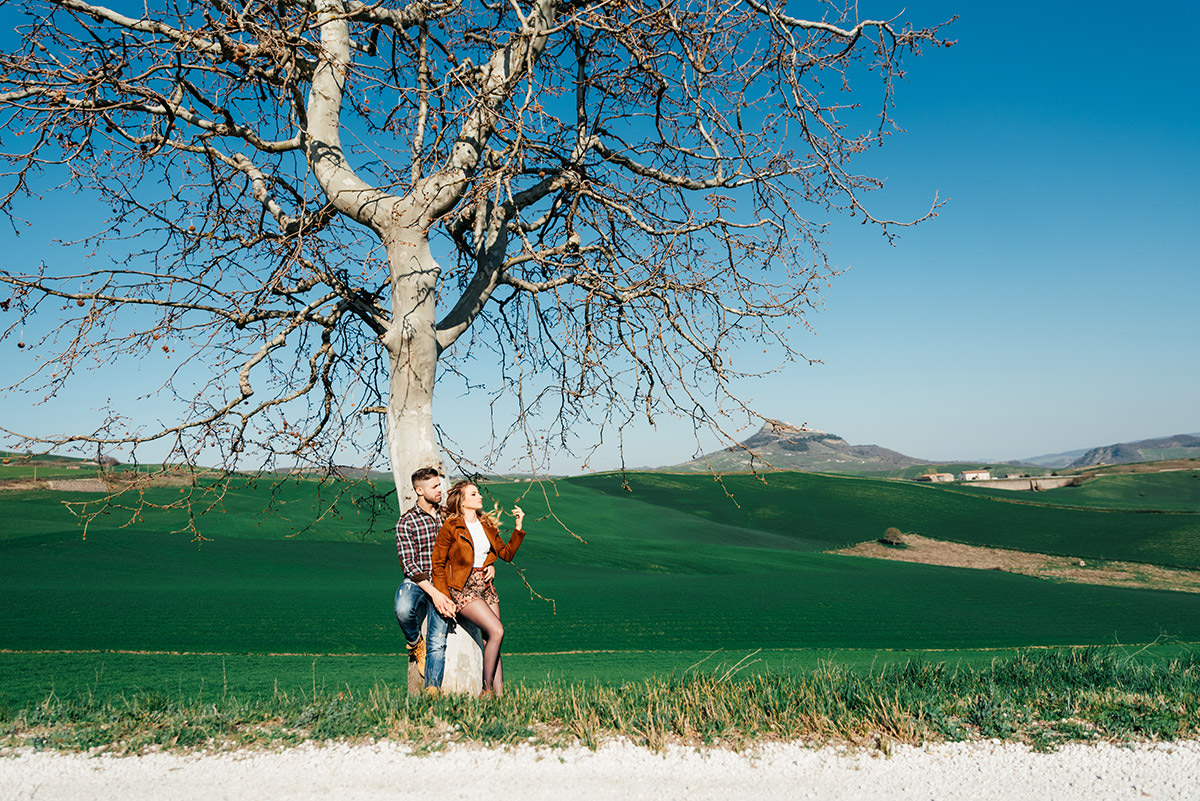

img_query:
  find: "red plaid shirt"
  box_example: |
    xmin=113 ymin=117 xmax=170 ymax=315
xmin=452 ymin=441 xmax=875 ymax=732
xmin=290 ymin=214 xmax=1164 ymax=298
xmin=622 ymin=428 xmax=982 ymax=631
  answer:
xmin=395 ymin=504 xmax=444 ymax=584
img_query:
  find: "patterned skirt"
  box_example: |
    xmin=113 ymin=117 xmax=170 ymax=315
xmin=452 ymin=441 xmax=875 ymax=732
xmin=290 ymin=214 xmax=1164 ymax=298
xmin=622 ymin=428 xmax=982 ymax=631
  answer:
xmin=450 ymin=567 xmax=499 ymax=613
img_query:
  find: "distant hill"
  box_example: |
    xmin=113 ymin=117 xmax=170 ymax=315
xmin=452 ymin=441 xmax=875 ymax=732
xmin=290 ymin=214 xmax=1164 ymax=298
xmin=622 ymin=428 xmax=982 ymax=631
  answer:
xmin=661 ymin=423 xmax=1200 ymax=476
xmin=1021 ymin=447 xmax=1093 ymax=469
xmin=664 ymin=422 xmax=926 ymax=473
xmin=1066 ymin=433 xmax=1200 ymax=469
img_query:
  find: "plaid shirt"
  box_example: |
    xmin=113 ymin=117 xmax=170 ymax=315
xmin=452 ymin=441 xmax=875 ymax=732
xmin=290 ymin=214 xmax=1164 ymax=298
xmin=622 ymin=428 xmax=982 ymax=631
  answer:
xmin=395 ymin=504 xmax=444 ymax=584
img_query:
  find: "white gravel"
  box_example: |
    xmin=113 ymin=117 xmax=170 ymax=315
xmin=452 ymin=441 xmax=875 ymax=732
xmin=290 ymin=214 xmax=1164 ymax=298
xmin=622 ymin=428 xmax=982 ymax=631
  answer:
xmin=3 ymin=739 xmax=1198 ymax=801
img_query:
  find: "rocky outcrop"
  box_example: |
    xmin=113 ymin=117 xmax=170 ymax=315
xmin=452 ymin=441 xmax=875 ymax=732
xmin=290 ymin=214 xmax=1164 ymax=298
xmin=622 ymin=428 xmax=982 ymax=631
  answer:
xmin=669 ymin=422 xmax=924 ymax=473
xmin=1067 ymin=434 xmax=1200 ymax=468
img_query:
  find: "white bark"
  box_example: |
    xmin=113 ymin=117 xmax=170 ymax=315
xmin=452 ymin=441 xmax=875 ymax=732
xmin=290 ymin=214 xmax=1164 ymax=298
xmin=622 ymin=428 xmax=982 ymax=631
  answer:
xmin=383 ymin=230 xmax=443 ymax=510
xmin=406 ymin=618 xmax=483 ymax=696
xmin=438 ymin=625 xmax=485 ymax=695
xmin=303 ymin=1 xmax=440 ymax=506
xmin=307 ymin=0 xmax=394 ymax=230
xmin=300 ymin=0 xmax=565 ymax=507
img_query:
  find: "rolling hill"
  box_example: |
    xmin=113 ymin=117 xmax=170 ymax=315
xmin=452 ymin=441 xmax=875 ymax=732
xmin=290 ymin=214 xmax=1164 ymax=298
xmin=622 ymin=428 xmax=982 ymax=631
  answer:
xmin=1065 ymin=433 xmax=1200 ymax=469
xmin=665 ymin=421 xmax=928 ymax=473
xmin=659 ymin=424 xmax=1200 ymax=476
xmin=2 ymin=468 xmax=1199 ymax=702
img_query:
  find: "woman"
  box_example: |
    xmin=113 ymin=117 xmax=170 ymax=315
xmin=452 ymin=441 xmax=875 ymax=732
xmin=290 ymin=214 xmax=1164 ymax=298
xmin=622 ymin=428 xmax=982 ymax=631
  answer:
xmin=430 ymin=481 xmax=526 ymax=696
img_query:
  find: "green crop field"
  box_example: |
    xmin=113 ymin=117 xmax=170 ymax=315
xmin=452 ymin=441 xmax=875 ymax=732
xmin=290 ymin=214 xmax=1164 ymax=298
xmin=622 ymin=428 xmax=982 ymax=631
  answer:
xmin=0 ymin=453 xmax=175 ymax=482
xmin=565 ymin=471 xmax=1200 ymax=567
xmin=951 ymin=471 xmax=1200 ymax=513
xmin=0 ymin=466 xmax=104 ymax=480
xmin=842 ymin=463 xmax=1056 ymax=480
xmin=2 ymin=470 xmax=1199 ymax=709
xmin=4 ymin=643 xmax=1194 ymax=715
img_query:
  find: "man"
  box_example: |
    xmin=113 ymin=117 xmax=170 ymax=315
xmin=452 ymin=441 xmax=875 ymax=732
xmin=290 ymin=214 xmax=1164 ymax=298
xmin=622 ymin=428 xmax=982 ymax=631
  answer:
xmin=393 ymin=467 xmax=491 ymax=690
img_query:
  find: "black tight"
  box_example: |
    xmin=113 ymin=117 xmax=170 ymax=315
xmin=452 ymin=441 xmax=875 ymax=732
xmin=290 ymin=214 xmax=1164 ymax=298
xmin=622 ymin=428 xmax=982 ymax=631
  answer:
xmin=458 ymin=599 xmax=504 ymax=694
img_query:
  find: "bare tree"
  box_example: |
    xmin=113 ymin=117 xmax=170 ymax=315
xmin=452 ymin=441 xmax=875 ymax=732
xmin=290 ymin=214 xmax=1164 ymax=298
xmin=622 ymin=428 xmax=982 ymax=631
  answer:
xmin=0 ymin=0 xmax=950 ymax=509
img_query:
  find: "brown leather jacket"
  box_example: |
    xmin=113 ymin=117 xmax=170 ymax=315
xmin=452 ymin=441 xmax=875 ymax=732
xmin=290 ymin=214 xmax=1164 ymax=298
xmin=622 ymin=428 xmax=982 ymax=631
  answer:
xmin=431 ymin=514 xmax=525 ymax=595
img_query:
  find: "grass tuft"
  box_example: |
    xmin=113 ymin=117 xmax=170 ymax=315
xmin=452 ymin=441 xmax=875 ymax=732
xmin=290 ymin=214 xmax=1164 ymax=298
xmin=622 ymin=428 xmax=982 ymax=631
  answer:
xmin=3 ymin=648 xmax=1196 ymax=755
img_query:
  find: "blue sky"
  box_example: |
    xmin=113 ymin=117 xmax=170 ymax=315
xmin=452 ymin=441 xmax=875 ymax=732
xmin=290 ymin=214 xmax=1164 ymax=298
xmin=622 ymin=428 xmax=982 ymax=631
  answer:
xmin=2 ymin=1 xmax=1198 ymax=472
xmin=701 ymin=0 xmax=1200 ymax=464
xmin=508 ymin=0 xmax=1200 ymax=468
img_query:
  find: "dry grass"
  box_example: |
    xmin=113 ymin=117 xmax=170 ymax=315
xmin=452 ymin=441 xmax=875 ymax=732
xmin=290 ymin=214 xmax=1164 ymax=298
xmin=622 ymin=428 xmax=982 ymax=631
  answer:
xmin=4 ymin=649 xmax=1197 ymax=754
xmin=0 ymin=479 xmax=46 ymax=491
xmin=834 ymin=535 xmax=1200 ymax=594
xmin=0 ymin=472 xmax=202 ymax=492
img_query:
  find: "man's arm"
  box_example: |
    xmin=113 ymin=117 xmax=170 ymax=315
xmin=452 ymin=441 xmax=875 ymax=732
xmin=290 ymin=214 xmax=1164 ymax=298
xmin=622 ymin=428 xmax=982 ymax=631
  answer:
xmin=416 ymin=578 xmax=457 ymax=618
xmin=395 ymin=513 xmax=428 ymax=582
xmin=398 ymin=514 xmax=456 ymax=618
xmin=427 ymin=521 xmax=458 ymax=618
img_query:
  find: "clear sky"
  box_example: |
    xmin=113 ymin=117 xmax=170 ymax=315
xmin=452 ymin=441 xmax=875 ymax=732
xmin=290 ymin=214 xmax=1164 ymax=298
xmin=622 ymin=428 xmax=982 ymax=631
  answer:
xmin=640 ymin=0 xmax=1200 ymax=467
xmin=486 ymin=0 xmax=1200 ymax=469
xmin=2 ymin=1 xmax=1198 ymax=472
xmin=740 ymin=0 xmax=1200 ymax=464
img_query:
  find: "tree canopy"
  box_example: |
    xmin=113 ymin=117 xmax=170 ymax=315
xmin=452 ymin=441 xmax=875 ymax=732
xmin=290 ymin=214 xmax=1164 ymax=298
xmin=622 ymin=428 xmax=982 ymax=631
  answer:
xmin=0 ymin=0 xmax=949 ymax=504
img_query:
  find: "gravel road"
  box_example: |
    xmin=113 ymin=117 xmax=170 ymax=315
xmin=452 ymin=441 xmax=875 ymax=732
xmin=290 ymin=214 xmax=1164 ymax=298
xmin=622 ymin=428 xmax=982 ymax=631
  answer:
xmin=4 ymin=739 xmax=1197 ymax=801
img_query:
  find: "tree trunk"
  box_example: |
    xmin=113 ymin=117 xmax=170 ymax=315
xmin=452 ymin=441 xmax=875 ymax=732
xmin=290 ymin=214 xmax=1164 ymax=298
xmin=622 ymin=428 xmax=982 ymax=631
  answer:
xmin=383 ymin=229 xmax=443 ymax=510
xmin=384 ymin=229 xmax=487 ymax=695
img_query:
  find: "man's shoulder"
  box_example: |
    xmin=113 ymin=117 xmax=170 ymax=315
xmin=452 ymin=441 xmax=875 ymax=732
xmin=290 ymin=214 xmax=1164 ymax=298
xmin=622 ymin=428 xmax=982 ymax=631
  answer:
xmin=398 ymin=505 xmax=443 ymax=528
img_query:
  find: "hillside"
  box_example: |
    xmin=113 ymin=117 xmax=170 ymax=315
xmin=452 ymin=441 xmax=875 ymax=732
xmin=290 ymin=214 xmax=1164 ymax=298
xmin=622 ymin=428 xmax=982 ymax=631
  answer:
xmin=665 ymin=422 xmax=926 ymax=473
xmin=1020 ymin=447 xmax=1092 ymax=469
xmin=1067 ymin=433 xmax=1200 ymax=468
xmin=3 ymin=471 xmax=1200 ymax=665
xmin=659 ymin=424 xmax=1200 ymax=475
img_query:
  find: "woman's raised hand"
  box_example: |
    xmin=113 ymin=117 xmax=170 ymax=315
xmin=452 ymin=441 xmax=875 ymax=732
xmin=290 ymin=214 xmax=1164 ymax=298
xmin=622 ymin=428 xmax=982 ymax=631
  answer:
xmin=511 ymin=505 xmax=525 ymax=530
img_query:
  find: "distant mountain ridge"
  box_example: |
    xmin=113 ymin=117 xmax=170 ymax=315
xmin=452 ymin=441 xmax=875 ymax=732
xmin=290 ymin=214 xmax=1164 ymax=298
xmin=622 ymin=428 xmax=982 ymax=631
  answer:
xmin=1019 ymin=447 xmax=1093 ymax=469
xmin=1065 ymin=433 xmax=1200 ymax=469
xmin=667 ymin=422 xmax=926 ymax=473
xmin=663 ymin=424 xmax=1200 ymax=475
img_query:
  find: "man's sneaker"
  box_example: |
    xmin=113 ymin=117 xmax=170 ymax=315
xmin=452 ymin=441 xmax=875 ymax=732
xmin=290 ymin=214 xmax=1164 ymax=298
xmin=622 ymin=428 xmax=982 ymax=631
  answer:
xmin=407 ymin=636 xmax=426 ymax=679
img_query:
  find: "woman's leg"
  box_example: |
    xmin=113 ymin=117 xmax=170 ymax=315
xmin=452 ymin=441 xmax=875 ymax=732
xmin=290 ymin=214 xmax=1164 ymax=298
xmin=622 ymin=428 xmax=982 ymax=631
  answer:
xmin=456 ymin=599 xmax=504 ymax=692
xmin=488 ymin=602 xmax=503 ymax=694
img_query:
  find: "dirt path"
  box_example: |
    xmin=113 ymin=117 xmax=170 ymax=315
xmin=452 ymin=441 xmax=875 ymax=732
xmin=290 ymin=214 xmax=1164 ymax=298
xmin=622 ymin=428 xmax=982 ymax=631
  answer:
xmin=3 ymin=739 xmax=1197 ymax=801
xmin=834 ymin=535 xmax=1200 ymax=594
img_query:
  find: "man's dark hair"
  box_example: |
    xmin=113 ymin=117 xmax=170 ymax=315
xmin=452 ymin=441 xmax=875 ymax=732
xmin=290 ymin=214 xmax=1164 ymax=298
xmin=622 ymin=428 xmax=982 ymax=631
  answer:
xmin=411 ymin=466 xmax=441 ymax=486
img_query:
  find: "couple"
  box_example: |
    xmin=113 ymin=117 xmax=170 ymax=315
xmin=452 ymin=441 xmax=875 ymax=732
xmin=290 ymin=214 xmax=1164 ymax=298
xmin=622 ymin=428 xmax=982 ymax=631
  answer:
xmin=394 ymin=467 xmax=526 ymax=696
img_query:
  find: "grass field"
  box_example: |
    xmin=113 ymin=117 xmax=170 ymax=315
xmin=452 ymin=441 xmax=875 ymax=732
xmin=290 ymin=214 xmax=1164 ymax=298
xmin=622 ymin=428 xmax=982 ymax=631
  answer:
xmin=5 ymin=648 xmax=1198 ymax=753
xmin=843 ymin=463 xmax=1056 ymax=480
xmin=4 ymin=642 xmax=1196 ymax=712
xmin=952 ymin=470 xmax=1200 ymax=513
xmin=8 ymin=502 xmax=1198 ymax=658
xmin=3 ymin=469 xmax=1200 ymax=716
xmin=564 ymin=471 xmax=1200 ymax=567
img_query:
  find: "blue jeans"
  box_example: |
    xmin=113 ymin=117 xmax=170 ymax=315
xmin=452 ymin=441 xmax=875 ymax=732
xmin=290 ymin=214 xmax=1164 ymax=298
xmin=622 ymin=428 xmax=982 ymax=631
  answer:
xmin=394 ymin=580 xmax=450 ymax=689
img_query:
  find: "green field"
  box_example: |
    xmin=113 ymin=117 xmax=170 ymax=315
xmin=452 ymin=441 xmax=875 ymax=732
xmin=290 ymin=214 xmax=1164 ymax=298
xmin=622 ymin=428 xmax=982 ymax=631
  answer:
xmin=0 ymin=466 xmax=104 ymax=480
xmin=951 ymin=470 xmax=1200 ymax=513
xmin=566 ymin=471 xmax=1200 ymax=566
xmin=2 ymin=470 xmax=1199 ymax=709
xmin=0 ymin=453 xmax=179 ymax=483
xmin=843 ymin=463 xmax=1056 ymax=480
xmin=5 ymin=643 xmax=1195 ymax=714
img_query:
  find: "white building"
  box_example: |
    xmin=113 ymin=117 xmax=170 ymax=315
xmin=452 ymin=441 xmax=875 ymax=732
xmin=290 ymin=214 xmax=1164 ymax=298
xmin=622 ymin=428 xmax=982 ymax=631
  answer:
xmin=958 ymin=469 xmax=992 ymax=482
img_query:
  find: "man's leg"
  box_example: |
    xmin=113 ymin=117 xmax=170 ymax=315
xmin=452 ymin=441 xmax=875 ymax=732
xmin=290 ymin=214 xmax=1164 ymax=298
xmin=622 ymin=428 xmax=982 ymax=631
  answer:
xmin=423 ymin=605 xmax=450 ymax=689
xmin=394 ymin=580 xmax=428 ymax=676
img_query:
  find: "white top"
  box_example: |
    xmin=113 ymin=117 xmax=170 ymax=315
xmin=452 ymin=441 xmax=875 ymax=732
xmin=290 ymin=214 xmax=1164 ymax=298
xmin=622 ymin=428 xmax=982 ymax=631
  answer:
xmin=466 ymin=519 xmax=490 ymax=568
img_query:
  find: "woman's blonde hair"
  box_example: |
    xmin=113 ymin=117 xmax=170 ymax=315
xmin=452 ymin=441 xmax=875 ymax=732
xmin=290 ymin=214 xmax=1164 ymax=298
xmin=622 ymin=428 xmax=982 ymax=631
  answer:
xmin=444 ymin=480 xmax=499 ymax=526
